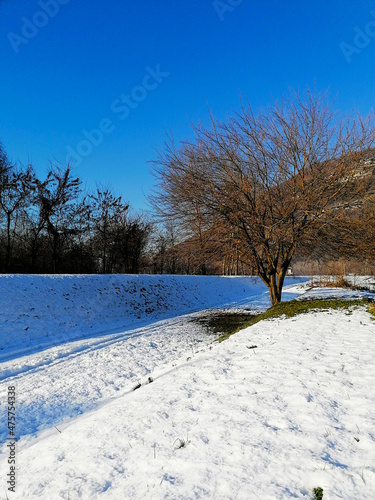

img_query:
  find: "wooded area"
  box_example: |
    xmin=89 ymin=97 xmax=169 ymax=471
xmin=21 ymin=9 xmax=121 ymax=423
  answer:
xmin=0 ymin=145 xmax=150 ymax=274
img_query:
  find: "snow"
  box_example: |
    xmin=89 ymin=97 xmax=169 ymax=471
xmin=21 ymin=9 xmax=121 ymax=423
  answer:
xmin=0 ymin=275 xmax=306 ymax=447
xmin=0 ymin=274 xmax=305 ymax=362
xmin=296 ymin=286 xmax=374 ymax=301
xmin=1 ymin=274 xmax=375 ymax=498
xmin=309 ymin=275 xmax=375 ymax=293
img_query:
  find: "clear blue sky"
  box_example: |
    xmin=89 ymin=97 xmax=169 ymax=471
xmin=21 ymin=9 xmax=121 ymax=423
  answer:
xmin=1 ymin=0 xmax=375 ymax=212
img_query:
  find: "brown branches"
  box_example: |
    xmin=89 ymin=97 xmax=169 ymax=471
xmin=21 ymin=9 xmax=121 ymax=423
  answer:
xmin=150 ymin=88 xmax=375 ymax=305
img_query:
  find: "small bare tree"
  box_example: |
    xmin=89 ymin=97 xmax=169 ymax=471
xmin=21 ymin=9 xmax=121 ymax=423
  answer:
xmin=151 ymin=89 xmax=375 ymax=305
xmin=0 ymin=161 xmax=34 ymax=270
xmin=89 ymin=186 xmax=129 ymax=273
xmin=35 ymin=162 xmax=85 ymax=273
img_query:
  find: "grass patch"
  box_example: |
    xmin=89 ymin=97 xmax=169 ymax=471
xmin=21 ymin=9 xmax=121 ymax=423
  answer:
xmin=368 ymin=302 xmax=375 ymax=318
xmin=313 ymin=487 xmax=324 ymax=500
xmin=215 ymin=297 xmax=373 ymax=342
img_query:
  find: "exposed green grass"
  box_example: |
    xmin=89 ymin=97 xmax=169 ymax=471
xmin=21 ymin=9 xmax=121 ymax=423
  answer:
xmin=216 ymin=297 xmax=373 ymax=342
xmin=313 ymin=487 xmax=324 ymax=500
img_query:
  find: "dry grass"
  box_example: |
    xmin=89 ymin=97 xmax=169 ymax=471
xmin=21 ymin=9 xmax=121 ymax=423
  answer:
xmin=310 ymin=275 xmax=373 ymax=292
xmin=310 ymin=275 xmax=350 ymax=288
xmin=368 ymin=302 xmax=375 ymax=317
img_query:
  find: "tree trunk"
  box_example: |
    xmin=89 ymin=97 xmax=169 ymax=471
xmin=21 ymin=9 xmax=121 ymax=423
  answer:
xmin=261 ymin=265 xmax=289 ymax=307
xmin=268 ymin=273 xmax=281 ymax=307
xmin=52 ymin=234 xmax=58 ymax=274
xmin=5 ymin=212 xmax=11 ymax=271
xmin=102 ymin=245 xmax=107 ymax=273
xmin=31 ymin=240 xmax=37 ymax=272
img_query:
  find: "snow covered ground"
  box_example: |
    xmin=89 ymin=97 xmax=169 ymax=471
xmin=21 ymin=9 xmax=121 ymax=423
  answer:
xmin=1 ymin=275 xmax=375 ymax=499
xmin=309 ymin=275 xmax=375 ymax=292
xmin=0 ymin=275 xmax=306 ymax=447
xmin=0 ymin=274 xmax=305 ymax=362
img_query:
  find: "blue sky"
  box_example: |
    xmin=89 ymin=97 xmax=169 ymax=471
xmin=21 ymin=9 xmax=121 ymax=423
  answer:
xmin=1 ymin=0 xmax=375 ymax=212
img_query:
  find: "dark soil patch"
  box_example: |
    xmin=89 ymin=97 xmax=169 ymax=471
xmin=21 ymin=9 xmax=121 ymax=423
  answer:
xmin=191 ymin=311 xmax=261 ymax=339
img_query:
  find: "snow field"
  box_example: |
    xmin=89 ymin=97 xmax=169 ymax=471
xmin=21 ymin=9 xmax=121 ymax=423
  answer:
xmin=0 ymin=276 xmax=307 ymax=452
xmin=0 ymin=313 xmax=219 ymax=446
xmin=0 ymin=274 xmax=296 ymax=362
xmin=2 ymin=305 xmax=375 ymax=499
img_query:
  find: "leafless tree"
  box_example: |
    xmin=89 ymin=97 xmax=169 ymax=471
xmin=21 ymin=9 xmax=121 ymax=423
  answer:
xmin=151 ymin=88 xmax=375 ymax=305
xmin=35 ymin=163 xmax=86 ymax=273
xmin=89 ymin=186 xmax=129 ymax=273
xmin=0 ymin=158 xmax=34 ymax=270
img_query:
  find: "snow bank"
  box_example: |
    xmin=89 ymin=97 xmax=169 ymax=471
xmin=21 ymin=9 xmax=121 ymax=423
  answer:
xmin=298 ymin=287 xmax=373 ymax=301
xmin=0 ymin=274 xmax=306 ymax=361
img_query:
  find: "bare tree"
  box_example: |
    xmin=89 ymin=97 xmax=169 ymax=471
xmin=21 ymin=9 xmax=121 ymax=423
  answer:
xmin=151 ymin=88 xmax=375 ymax=305
xmin=35 ymin=163 xmax=85 ymax=273
xmin=111 ymin=213 xmax=151 ymax=273
xmin=0 ymin=142 xmax=153 ymax=274
xmin=0 ymin=162 xmax=34 ymax=270
xmin=296 ymin=150 xmax=375 ymax=272
xmin=0 ymin=142 xmax=12 ymax=186
xmin=89 ymin=186 xmax=129 ymax=273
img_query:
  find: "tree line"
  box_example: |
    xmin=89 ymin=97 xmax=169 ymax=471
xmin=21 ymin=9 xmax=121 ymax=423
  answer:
xmin=0 ymin=144 xmax=251 ymax=276
xmin=0 ymin=146 xmax=152 ymax=274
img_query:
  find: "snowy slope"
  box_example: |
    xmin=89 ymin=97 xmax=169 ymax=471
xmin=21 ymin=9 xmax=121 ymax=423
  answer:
xmin=1 ymin=305 xmax=375 ymax=499
xmin=0 ymin=276 xmax=308 ymax=448
xmin=0 ymin=274 xmax=306 ymax=362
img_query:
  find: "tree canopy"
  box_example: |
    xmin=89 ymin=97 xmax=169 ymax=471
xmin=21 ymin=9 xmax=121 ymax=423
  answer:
xmin=151 ymin=89 xmax=375 ymax=305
